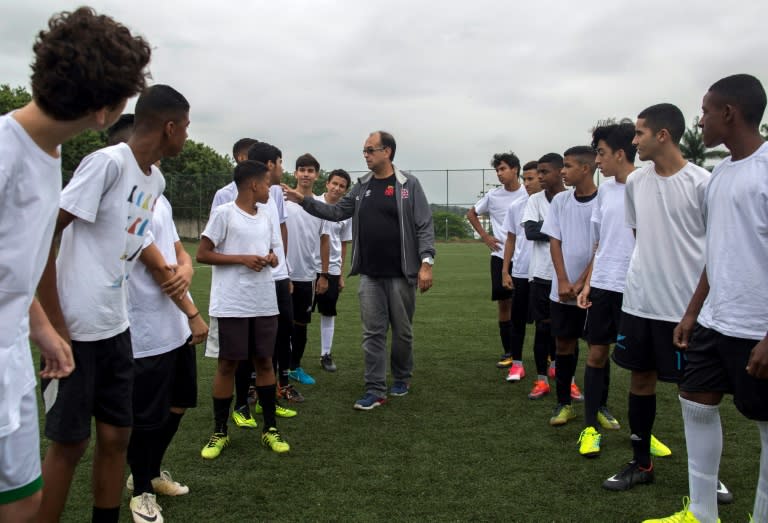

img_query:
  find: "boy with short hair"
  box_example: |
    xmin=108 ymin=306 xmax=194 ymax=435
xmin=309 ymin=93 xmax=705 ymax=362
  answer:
xmin=542 ymin=146 xmax=597 ymax=426
xmin=37 ymin=84 xmax=187 ymax=523
xmin=575 ymin=122 xmax=637 ymax=457
xmin=0 ymin=8 xmax=150 ymax=522
xmin=285 ymin=153 xmax=325 ymax=385
xmin=467 ymin=152 xmax=527 ymax=369
xmin=644 ymin=74 xmax=768 ymax=523
xmin=602 ymin=103 xmax=711 ymax=492
xmin=501 ymin=161 xmax=540 ymax=381
xmin=315 ymin=169 xmax=353 ymax=372
xmin=197 ymin=160 xmax=289 ymax=458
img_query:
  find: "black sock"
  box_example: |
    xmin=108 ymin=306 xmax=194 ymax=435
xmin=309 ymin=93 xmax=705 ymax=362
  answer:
xmin=291 ymin=323 xmax=307 ymax=369
xmin=149 ymin=412 xmax=183 ymax=478
xmin=127 ymin=428 xmax=154 ymax=495
xmin=498 ymin=320 xmax=513 ymax=357
xmin=601 ymin=360 xmax=611 ymax=407
xmin=213 ymin=396 xmax=232 ymax=435
xmin=628 ymin=393 xmax=656 ymax=468
xmin=533 ymin=321 xmax=552 ymax=375
xmin=234 ymin=361 xmax=254 ymax=409
xmin=555 ymin=352 xmax=576 ymax=405
xmin=92 ymin=506 xmax=120 ymax=523
xmin=256 ymin=384 xmax=277 ymax=430
xmin=510 ymin=320 xmax=525 ymax=361
xmin=584 ymin=365 xmax=605 ymax=428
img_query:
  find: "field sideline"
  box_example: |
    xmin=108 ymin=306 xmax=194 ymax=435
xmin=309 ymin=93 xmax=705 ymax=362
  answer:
xmin=40 ymin=242 xmax=759 ymax=522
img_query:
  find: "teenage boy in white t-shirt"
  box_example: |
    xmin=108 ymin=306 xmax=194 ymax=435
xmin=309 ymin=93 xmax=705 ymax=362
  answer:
xmin=501 ymin=161 xmax=539 ymax=381
xmin=542 ymin=146 xmax=597 ymax=427
xmin=644 ymin=74 xmax=768 ymax=523
xmin=522 ymin=154 xmax=564 ymax=400
xmin=467 ymin=152 xmax=527 ymax=370
xmin=247 ymin=142 xmax=304 ymax=407
xmin=575 ymin=122 xmax=637 ymax=457
xmin=315 ymin=169 xmax=353 ymax=372
xmin=285 ymin=153 xmax=325 ymax=386
xmin=0 ymin=9 xmax=150 ymax=522
xmin=37 ymin=84 xmax=187 ymax=523
xmin=602 ymin=103 xmax=711 ymax=493
xmin=197 ymin=160 xmax=289 ymax=459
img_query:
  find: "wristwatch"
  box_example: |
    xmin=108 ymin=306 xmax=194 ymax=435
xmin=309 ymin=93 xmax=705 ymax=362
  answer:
xmin=421 ymin=256 xmax=434 ymax=266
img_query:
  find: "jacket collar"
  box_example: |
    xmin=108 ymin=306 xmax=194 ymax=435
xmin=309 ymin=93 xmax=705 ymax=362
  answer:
xmin=358 ymin=165 xmax=407 ymax=185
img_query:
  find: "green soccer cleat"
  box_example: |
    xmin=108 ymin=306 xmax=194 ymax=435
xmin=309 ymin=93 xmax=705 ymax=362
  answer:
xmin=578 ymin=426 xmax=602 ymax=457
xmin=232 ymin=406 xmax=258 ymax=429
xmin=549 ymin=404 xmax=576 ymax=426
xmin=597 ymin=406 xmax=621 ymax=430
xmin=201 ymin=433 xmax=230 ymax=460
xmin=261 ymin=427 xmax=290 ymax=454
xmin=650 ymin=434 xmax=672 ymax=457
xmin=253 ymin=401 xmax=297 ymax=418
xmin=642 ymin=496 xmax=719 ymax=522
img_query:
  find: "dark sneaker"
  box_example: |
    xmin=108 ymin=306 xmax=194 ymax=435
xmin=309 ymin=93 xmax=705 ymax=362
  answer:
xmin=602 ymin=461 xmax=654 ymax=491
xmin=320 ymin=354 xmax=337 ymax=372
xmin=278 ymin=384 xmax=305 ymax=403
xmin=353 ymin=393 xmax=386 ymax=411
xmin=389 ymin=381 xmax=410 ymax=397
xmin=717 ymin=479 xmax=733 ymax=504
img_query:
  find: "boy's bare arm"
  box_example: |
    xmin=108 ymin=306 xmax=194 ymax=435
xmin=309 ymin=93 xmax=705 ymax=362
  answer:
xmin=160 ymin=241 xmax=194 ymax=299
xmin=37 ymin=209 xmax=77 ymax=341
xmin=196 ymin=236 xmax=269 ymax=271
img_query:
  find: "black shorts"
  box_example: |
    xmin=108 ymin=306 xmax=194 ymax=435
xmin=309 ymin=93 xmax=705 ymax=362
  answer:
xmin=511 ymin=277 xmax=531 ymax=325
xmin=550 ymin=301 xmax=587 ymax=339
xmin=44 ymin=329 xmax=134 ymax=443
xmin=612 ymin=312 xmax=684 ymax=383
xmin=584 ymin=288 xmax=624 ymax=345
xmin=313 ymin=274 xmax=340 ymax=316
xmin=680 ymin=324 xmax=768 ymax=421
xmin=292 ymin=281 xmax=314 ymax=324
xmin=490 ymin=256 xmax=513 ymax=301
xmin=528 ymin=278 xmax=552 ymax=322
xmin=218 ymin=316 xmax=278 ymax=361
xmin=133 ymin=342 xmax=198 ymax=430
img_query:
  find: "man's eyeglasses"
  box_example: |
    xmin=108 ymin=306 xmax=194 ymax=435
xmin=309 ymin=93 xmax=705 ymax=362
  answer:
xmin=362 ymin=146 xmax=386 ymax=155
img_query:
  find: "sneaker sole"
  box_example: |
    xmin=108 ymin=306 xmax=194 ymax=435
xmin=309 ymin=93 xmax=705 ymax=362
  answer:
xmin=580 ymin=449 xmax=600 ymax=458
xmin=506 ymin=375 xmax=523 ymax=382
xmin=601 ymin=475 xmax=654 ymax=491
xmin=389 ymin=390 xmax=409 ymax=397
xmin=528 ymin=392 xmax=550 ymax=400
xmin=353 ymin=400 xmax=386 ymax=410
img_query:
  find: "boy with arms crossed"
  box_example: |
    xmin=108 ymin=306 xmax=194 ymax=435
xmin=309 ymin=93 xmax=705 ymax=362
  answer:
xmin=575 ymin=122 xmax=637 ymax=456
xmin=316 ymin=169 xmax=353 ymax=372
xmin=644 ymin=74 xmax=768 ymax=523
xmin=467 ymin=152 xmax=527 ymax=369
xmin=602 ymin=103 xmax=710 ymax=492
xmin=541 ymin=146 xmax=597 ymax=426
xmin=0 ymin=8 xmax=150 ymax=522
xmin=197 ymin=160 xmax=289 ymax=459
xmin=501 ymin=161 xmax=541 ymax=381
xmin=37 ymin=84 xmax=187 ymax=523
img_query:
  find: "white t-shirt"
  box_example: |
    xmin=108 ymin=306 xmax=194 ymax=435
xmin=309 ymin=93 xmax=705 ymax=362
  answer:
xmin=541 ymin=190 xmax=596 ymax=305
xmin=589 ymin=177 xmax=636 ymax=293
xmin=698 ymin=142 xmax=768 ymax=340
xmin=0 ymin=114 xmax=61 ymax=437
xmin=127 ymin=195 xmax=192 ymax=358
xmin=522 ymin=191 xmax=555 ymax=280
xmin=203 ymin=202 xmax=279 ymax=317
xmin=264 ymin=185 xmax=289 ymax=281
xmin=286 ymin=197 xmax=324 ymax=282
xmin=318 ymin=193 xmax=352 ymax=276
xmin=474 ymin=185 xmax=528 ymax=259
xmin=622 ymin=162 xmax=709 ymax=322
xmin=58 ymin=143 xmax=165 ymax=342
xmin=501 ymin=195 xmax=532 ymax=279
xmin=211 ymin=181 xmax=237 ymax=213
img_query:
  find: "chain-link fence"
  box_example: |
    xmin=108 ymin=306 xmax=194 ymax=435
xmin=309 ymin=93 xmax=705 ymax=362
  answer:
xmin=167 ymin=169 xmax=502 ymax=239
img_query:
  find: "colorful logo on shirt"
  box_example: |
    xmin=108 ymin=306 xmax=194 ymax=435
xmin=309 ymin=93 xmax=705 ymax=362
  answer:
xmin=401 ymin=188 xmax=409 ymax=199
xmin=384 ymin=185 xmax=394 ymax=197
xmin=122 ymin=185 xmax=159 ymax=263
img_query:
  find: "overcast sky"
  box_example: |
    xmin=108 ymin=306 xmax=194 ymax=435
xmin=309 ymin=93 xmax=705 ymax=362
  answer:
xmin=1 ymin=1 xmax=767 ymax=204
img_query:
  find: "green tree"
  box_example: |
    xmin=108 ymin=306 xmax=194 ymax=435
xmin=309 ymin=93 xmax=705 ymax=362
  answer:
xmin=761 ymin=123 xmax=768 ymax=140
xmin=0 ymin=84 xmax=31 ymax=114
xmin=680 ymin=116 xmax=728 ymax=167
xmin=432 ymin=211 xmax=473 ymax=240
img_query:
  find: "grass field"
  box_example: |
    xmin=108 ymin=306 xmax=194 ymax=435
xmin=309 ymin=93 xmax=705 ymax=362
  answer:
xmin=44 ymin=242 xmax=760 ymax=522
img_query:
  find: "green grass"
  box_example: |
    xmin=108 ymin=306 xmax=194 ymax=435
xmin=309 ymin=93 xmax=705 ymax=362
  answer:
xmin=43 ymin=243 xmax=759 ymax=522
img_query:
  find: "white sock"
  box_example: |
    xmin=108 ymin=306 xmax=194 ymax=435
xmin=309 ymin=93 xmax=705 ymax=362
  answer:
xmin=320 ymin=315 xmax=335 ymax=356
xmin=755 ymin=421 xmax=768 ymax=523
xmin=680 ymin=396 xmax=720 ymax=523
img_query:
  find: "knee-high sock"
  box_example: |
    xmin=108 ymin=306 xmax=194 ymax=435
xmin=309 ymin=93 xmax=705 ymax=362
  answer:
xmin=256 ymin=385 xmax=277 ymax=430
xmin=213 ymin=396 xmax=232 ymax=435
xmin=628 ymin=393 xmax=655 ymax=468
xmin=127 ymin=427 xmax=155 ymax=495
xmin=291 ymin=323 xmax=308 ymax=369
xmin=533 ymin=321 xmax=552 ymax=377
xmin=601 ymin=359 xmax=611 ymax=406
xmin=555 ymin=353 xmax=576 ymax=405
xmin=584 ymin=365 xmax=606 ymax=428
xmin=755 ymin=421 xmax=768 ymax=523
xmin=498 ymin=320 xmax=513 ymax=357
xmin=234 ymin=361 xmax=253 ymax=409
xmin=321 ymin=315 xmax=335 ymax=356
xmin=680 ymin=396 xmax=720 ymax=523
xmin=150 ymin=412 xmax=183 ymax=478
